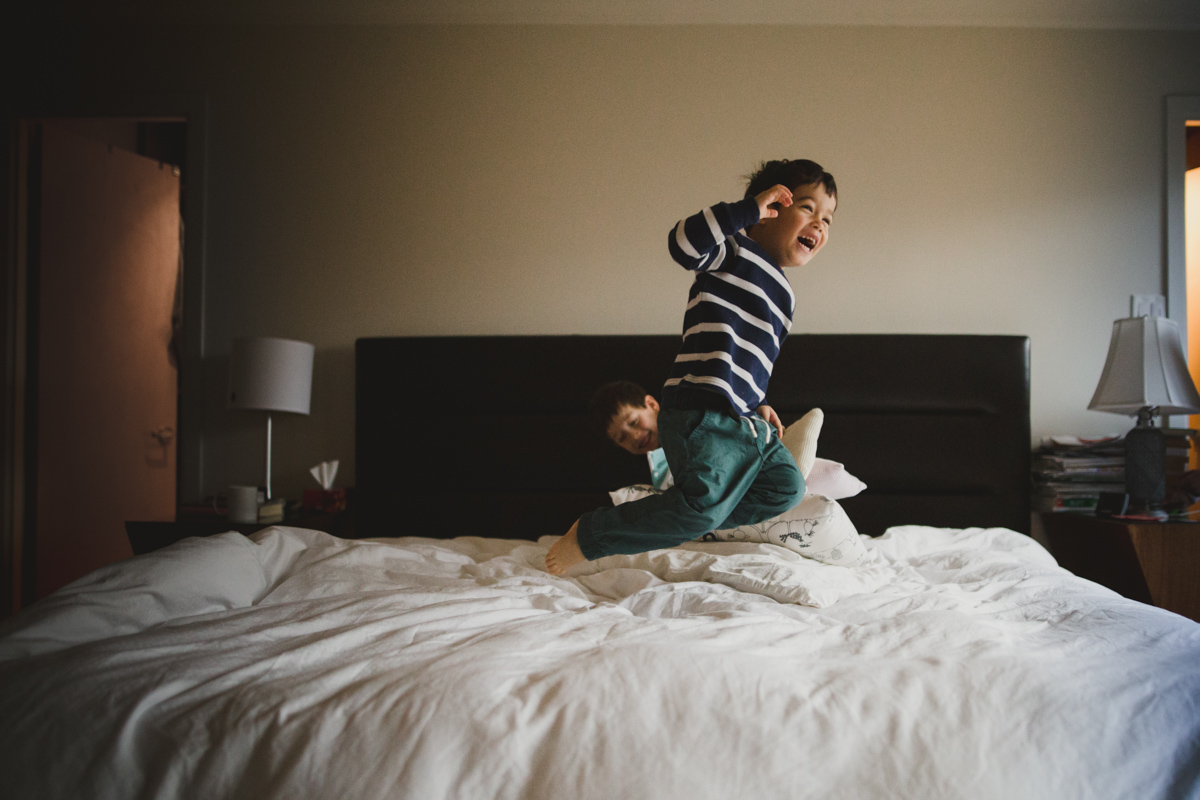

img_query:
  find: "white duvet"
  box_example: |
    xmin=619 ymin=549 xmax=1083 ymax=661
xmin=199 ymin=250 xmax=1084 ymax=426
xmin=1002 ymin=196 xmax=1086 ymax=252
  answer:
xmin=0 ymin=525 xmax=1198 ymax=800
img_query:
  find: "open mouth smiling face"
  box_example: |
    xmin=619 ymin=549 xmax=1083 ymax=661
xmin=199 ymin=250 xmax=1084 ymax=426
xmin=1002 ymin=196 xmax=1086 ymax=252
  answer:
xmin=750 ymin=182 xmax=836 ymax=268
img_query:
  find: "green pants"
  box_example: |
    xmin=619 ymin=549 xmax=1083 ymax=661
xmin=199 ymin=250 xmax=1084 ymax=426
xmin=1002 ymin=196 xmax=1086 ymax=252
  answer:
xmin=576 ymin=408 xmax=805 ymax=560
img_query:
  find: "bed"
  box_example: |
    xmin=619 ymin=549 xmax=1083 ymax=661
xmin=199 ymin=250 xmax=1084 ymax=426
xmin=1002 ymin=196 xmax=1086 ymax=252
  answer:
xmin=0 ymin=334 xmax=1197 ymax=800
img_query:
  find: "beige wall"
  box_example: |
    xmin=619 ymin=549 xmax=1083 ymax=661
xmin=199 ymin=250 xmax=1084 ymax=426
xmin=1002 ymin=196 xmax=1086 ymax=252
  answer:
xmin=36 ymin=24 xmax=1200 ymax=501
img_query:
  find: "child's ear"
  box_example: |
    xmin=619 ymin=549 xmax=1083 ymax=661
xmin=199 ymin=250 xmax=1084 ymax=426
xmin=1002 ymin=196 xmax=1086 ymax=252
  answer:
xmin=645 ymin=395 xmax=660 ymax=413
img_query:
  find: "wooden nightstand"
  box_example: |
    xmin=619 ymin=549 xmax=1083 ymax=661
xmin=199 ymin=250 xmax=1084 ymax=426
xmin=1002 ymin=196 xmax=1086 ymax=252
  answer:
xmin=125 ymin=510 xmax=354 ymax=555
xmin=1040 ymin=513 xmax=1200 ymax=622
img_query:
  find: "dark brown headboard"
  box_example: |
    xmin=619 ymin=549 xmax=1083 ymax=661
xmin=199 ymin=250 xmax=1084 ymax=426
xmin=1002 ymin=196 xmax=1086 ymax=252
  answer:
xmin=355 ymin=335 xmax=1030 ymax=540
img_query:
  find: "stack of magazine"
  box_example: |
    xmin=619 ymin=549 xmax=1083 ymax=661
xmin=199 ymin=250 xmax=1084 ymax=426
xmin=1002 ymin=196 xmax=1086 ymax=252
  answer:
xmin=1033 ymin=430 xmax=1196 ymax=513
xmin=1033 ymin=435 xmax=1125 ymax=514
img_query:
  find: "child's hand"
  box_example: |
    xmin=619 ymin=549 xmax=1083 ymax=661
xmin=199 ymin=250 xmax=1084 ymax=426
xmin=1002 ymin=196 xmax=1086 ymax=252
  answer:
xmin=754 ymin=184 xmax=793 ymax=220
xmin=755 ymin=405 xmax=785 ymax=438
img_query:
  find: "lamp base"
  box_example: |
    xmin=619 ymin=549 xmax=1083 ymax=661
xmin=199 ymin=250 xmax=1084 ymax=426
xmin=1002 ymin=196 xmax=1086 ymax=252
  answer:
xmin=263 ymin=412 xmax=274 ymax=501
xmin=1124 ymin=421 xmax=1165 ymax=511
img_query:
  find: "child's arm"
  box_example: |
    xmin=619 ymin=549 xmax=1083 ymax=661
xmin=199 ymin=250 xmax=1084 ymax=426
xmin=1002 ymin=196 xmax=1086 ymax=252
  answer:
xmin=667 ymin=185 xmax=794 ymax=271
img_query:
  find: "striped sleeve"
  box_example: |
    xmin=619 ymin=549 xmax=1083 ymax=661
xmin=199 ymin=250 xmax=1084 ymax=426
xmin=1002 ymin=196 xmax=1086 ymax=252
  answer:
xmin=667 ymin=198 xmax=761 ymax=272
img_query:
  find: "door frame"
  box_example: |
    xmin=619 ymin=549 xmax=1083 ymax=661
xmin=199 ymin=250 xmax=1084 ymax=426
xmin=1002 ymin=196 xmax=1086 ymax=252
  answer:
xmin=1165 ymin=96 xmax=1200 ymax=432
xmin=0 ymin=94 xmax=209 ymax=613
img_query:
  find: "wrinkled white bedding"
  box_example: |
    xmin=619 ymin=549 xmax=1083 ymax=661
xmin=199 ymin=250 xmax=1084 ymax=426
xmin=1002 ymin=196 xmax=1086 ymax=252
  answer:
xmin=1 ymin=526 xmax=1197 ymax=800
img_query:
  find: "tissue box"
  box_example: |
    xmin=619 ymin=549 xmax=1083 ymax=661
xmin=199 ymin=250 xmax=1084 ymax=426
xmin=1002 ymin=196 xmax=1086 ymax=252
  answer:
xmin=302 ymin=488 xmax=346 ymax=513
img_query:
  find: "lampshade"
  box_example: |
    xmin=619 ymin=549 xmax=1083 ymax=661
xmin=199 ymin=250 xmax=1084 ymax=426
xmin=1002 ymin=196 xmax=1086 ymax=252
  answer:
xmin=228 ymin=337 xmax=314 ymax=415
xmin=1088 ymin=316 xmax=1200 ymax=416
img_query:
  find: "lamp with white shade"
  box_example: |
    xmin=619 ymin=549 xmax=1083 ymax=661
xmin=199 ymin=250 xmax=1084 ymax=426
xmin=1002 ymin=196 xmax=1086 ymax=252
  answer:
xmin=228 ymin=337 xmax=314 ymax=500
xmin=1088 ymin=316 xmax=1200 ymax=511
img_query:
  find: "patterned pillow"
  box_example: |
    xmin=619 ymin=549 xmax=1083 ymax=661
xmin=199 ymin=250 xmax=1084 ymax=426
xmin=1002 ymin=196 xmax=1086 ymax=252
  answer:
xmin=608 ymin=487 xmax=870 ymax=567
xmin=704 ymin=494 xmax=871 ymax=567
xmin=608 ymin=484 xmax=661 ymax=505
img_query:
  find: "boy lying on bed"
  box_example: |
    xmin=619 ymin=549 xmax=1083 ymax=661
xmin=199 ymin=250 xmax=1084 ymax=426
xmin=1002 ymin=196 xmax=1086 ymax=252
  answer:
xmin=593 ymin=380 xmax=818 ymax=492
xmin=546 ymin=159 xmax=841 ymax=575
xmin=584 ymin=381 xmax=870 ymax=568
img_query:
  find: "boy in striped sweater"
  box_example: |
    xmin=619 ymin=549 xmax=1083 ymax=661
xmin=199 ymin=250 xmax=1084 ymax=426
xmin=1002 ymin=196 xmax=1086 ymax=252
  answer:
xmin=546 ymin=159 xmax=837 ymax=575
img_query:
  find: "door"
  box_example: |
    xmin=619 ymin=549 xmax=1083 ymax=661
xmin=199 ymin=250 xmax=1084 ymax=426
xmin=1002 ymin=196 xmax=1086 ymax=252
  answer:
xmin=1184 ymin=123 xmax=1200 ymax=469
xmin=33 ymin=122 xmax=180 ymax=598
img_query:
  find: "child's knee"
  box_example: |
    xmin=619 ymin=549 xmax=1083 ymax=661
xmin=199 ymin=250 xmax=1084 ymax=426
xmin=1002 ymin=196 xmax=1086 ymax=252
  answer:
xmin=768 ymin=462 xmax=805 ymax=514
xmin=678 ymin=503 xmax=731 ymax=538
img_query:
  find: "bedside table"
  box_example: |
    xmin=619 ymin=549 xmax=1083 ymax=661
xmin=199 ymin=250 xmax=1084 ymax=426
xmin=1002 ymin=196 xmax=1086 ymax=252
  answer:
xmin=1039 ymin=513 xmax=1200 ymax=622
xmin=125 ymin=510 xmax=354 ymax=555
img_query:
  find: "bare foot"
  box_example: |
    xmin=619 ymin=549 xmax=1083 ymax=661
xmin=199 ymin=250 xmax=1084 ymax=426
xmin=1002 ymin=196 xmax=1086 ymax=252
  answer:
xmin=545 ymin=520 xmax=588 ymax=575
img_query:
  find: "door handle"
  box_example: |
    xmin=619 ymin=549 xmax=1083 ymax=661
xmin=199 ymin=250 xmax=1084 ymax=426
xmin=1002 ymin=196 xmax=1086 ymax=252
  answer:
xmin=151 ymin=426 xmax=175 ymax=444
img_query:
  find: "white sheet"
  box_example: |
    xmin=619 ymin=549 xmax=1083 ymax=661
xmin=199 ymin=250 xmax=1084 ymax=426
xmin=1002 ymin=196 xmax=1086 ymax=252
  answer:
xmin=0 ymin=525 xmax=1197 ymax=800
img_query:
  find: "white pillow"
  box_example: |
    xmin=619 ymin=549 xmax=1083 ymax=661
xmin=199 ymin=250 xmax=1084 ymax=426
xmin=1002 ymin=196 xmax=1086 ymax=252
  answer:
xmin=805 ymin=458 xmax=867 ymax=500
xmin=0 ymin=532 xmax=269 ymax=660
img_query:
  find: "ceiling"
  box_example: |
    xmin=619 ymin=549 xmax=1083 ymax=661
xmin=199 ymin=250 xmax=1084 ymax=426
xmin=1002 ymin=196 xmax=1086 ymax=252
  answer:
xmin=43 ymin=0 xmax=1200 ymax=29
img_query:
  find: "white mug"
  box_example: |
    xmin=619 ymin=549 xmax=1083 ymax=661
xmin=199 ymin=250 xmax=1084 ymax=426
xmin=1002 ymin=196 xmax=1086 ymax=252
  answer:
xmin=227 ymin=485 xmax=260 ymax=524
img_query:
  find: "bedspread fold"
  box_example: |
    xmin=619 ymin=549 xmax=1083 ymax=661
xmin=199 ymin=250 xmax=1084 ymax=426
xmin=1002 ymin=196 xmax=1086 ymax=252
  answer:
xmin=1 ymin=525 xmax=1197 ymax=800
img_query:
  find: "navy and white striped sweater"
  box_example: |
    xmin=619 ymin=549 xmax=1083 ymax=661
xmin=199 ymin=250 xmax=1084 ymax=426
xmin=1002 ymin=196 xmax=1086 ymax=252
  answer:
xmin=664 ymin=197 xmax=795 ymax=416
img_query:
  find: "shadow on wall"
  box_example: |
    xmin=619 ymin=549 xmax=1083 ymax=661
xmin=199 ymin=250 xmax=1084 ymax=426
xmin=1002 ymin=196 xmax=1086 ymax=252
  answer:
xmin=201 ymin=344 xmax=356 ymax=503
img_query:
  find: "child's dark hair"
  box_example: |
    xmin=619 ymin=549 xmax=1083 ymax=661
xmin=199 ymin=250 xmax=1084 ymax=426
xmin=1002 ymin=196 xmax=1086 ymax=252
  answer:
xmin=744 ymin=159 xmax=837 ymax=202
xmin=589 ymin=380 xmax=648 ymax=434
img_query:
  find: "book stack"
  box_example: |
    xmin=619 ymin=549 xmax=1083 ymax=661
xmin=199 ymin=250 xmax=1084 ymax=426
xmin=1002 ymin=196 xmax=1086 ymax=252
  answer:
xmin=1033 ymin=435 xmax=1125 ymax=513
xmin=1034 ymin=430 xmax=1197 ymax=513
xmin=258 ymin=497 xmax=286 ymax=524
xmin=1163 ymin=428 xmax=1197 ymax=501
